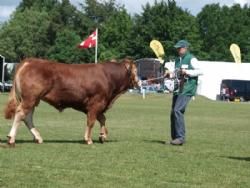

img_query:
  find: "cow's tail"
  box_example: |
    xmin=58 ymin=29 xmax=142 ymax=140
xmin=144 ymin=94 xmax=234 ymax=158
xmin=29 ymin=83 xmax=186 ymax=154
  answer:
xmin=4 ymin=77 xmax=21 ymax=120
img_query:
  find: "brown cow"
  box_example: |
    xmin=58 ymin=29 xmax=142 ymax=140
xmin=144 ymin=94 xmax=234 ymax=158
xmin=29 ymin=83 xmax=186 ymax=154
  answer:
xmin=4 ymin=58 xmax=140 ymax=146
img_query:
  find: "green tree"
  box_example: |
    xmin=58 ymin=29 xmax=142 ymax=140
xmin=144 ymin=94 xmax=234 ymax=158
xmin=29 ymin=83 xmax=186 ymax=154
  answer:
xmin=0 ymin=0 xmax=88 ymax=62
xmin=0 ymin=8 xmax=50 ymax=61
xmin=80 ymin=0 xmax=132 ymax=60
xmin=3 ymin=0 xmax=250 ymax=64
xmin=198 ymin=4 xmax=230 ymax=61
xmin=99 ymin=9 xmax=133 ymax=60
xmin=17 ymin=0 xmax=59 ymax=11
xmin=130 ymin=0 xmax=203 ymax=60
xmin=230 ymin=5 xmax=250 ymax=62
xmin=81 ymin=0 xmax=119 ymax=24
xmin=47 ymin=29 xmax=86 ymax=63
xmin=197 ymin=4 xmax=250 ymax=62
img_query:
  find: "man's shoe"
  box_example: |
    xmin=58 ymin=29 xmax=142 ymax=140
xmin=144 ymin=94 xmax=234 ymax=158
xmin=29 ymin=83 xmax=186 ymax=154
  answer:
xmin=170 ymin=138 xmax=184 ymax=145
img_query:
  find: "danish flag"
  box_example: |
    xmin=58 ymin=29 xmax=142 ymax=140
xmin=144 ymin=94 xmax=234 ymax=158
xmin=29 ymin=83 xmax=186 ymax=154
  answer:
xmin=78 ymin=30 xmax=97 ymax=48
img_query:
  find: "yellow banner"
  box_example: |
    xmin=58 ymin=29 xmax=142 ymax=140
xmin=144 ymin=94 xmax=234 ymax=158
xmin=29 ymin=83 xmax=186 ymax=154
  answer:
xmin=150 ymin=40 xmax=165 ymax=63
xmin=230 ymin=43 xmax=241 ymax=63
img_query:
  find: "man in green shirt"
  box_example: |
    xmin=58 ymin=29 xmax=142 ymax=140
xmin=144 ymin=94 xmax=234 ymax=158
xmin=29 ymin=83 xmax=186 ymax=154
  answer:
xmin=165 ymin=40 xmax=202 ymax=145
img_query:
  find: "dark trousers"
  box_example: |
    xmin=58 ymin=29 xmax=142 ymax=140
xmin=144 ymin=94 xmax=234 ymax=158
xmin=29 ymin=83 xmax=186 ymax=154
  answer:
xmin=170 ymin=95 xmax=191 ymax=141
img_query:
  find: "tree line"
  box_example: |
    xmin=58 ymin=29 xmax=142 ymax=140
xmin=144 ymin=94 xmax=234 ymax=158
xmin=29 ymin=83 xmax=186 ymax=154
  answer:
xmin=0 ymin=0 xmax=249 ymax=63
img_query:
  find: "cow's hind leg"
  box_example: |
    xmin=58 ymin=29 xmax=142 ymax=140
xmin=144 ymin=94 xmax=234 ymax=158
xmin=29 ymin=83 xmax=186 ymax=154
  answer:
xmin=7 ymin=100 xmax=41 ymax=146
xmin=24 ymin=108 xmax=43 ymax=144
xmin=84 ymin=111 xmax=97 ymax=145
xmin=7 ymin=104 xmax=25 ymax=146
xmin=97 ymin=113 xmax=108 ymax=143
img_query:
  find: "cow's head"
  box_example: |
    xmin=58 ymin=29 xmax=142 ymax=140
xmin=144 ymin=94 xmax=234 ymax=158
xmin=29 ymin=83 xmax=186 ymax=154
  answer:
xmin=123 ymin=59 xmax=140 ymax=89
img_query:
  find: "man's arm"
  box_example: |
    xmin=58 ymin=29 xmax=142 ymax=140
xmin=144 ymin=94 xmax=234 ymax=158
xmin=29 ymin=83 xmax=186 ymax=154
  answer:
xmin=184 ymin=58 xmax=203 ymax=77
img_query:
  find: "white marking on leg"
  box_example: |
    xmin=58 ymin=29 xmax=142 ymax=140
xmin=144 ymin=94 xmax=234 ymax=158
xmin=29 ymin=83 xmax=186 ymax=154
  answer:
xmin=30 ymin=128 xmax=43 ymax=143
xmin=84 ymin=112 xmax=97 ymax=145
xmin=24 ymin=109 xmax=43 ymax=144
xmin=98 ymin=114 xmax=107 ymax=142
xmin=84 ymin=126 xmax=93 ymax=144
xmin=84 ymin=126 xmax=89 ymax=142
xmin=100 ymin=126 xmax=107 ymax=139
xmin=8 ymin=110 xmax=23 ymax=144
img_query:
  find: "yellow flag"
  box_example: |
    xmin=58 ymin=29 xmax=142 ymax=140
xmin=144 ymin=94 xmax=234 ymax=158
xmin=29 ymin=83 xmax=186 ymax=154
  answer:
xmin=150 ymin=40 xmax=165 ymax=63
xmin=230 ymin=43 xmax=241 ymax=63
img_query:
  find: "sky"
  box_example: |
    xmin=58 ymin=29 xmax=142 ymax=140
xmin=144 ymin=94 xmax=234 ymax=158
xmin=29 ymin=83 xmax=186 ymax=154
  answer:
xmin=0 ymin=0 xmax=250 ymax=23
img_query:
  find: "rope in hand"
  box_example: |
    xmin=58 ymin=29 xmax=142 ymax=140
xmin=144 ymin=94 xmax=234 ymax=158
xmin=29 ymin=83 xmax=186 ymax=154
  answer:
xmin=143 ymin=76 xmax=165 ymax=82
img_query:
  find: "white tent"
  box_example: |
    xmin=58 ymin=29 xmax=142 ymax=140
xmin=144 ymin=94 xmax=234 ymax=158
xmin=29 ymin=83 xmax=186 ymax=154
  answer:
xmin=197 ymin=61 xmax=250 ymax=100
xmin=164 ymin=60 xmax=250 ymax=100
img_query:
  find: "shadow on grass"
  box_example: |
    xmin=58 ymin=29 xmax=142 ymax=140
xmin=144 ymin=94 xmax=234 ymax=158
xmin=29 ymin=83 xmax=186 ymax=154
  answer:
xmin=43 ymin=139 xmax=119 ymax=144
xmin=143 ymin=139 xmax=166 ymax=145
xmin=225 ymin=156 xmax=250 ymax=162
xmin=0 ymin=143 xmax=10 ymax=148
xmin=0 ymin=139 xmax=119 ymax=146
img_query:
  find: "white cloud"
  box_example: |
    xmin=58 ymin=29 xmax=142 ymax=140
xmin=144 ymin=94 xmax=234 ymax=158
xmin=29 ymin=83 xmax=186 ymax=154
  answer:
xmin=234 ymin=0 xmax=250 ymax=6
xmin=0 ymin=5 xmax=16 ymax=22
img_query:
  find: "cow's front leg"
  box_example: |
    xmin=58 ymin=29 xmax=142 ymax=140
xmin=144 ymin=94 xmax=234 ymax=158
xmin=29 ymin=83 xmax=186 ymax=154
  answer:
xmin=84 ymin=112 xmax=96 ymax=145
xmin=97 ymin=113 xmax=108 ymax=143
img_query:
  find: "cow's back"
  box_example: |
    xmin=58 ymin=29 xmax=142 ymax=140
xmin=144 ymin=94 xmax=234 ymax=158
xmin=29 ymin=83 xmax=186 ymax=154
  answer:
xmin=16 ymin=58 xmax=129 ymax=112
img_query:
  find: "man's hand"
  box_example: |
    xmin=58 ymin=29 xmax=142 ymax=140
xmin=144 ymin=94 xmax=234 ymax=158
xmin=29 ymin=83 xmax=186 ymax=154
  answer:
xmin=180 ymin=69 xmax=187 ymax=76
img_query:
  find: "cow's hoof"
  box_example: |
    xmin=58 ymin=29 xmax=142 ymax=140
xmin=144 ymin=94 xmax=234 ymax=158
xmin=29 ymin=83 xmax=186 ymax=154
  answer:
xmin=0 ymin=143 xmax=10 ymax=148
xmin=99 ymin=133 xmax=107 ymax=144
xmin=7 ymin=141 xmax=15 ymax=147
xmin=7 ymin=136 xmax=15 ymax=147
xmin=99 ymin=135 xmax=106 ymax=144
xmin=85 ymin=140 xmax=93 ymax=145
xmin=34 ymin=138 xmax=43 ymax=144
xmin=99 ymin=136 xmax=104 ymax=144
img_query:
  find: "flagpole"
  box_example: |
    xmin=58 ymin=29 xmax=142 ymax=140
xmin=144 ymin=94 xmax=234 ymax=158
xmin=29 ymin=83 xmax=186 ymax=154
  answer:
xmin=95 ymin=28 xmax=98 ymax=64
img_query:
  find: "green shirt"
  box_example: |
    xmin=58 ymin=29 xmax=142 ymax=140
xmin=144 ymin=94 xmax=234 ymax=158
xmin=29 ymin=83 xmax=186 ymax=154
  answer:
xmin=173 ymin=52 xmax=198 ymax=96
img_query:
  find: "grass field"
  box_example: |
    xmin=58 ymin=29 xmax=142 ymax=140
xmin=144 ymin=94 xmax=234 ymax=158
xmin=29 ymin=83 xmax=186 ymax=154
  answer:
xmin=0 ymin=93 xmax=250 ymax=188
